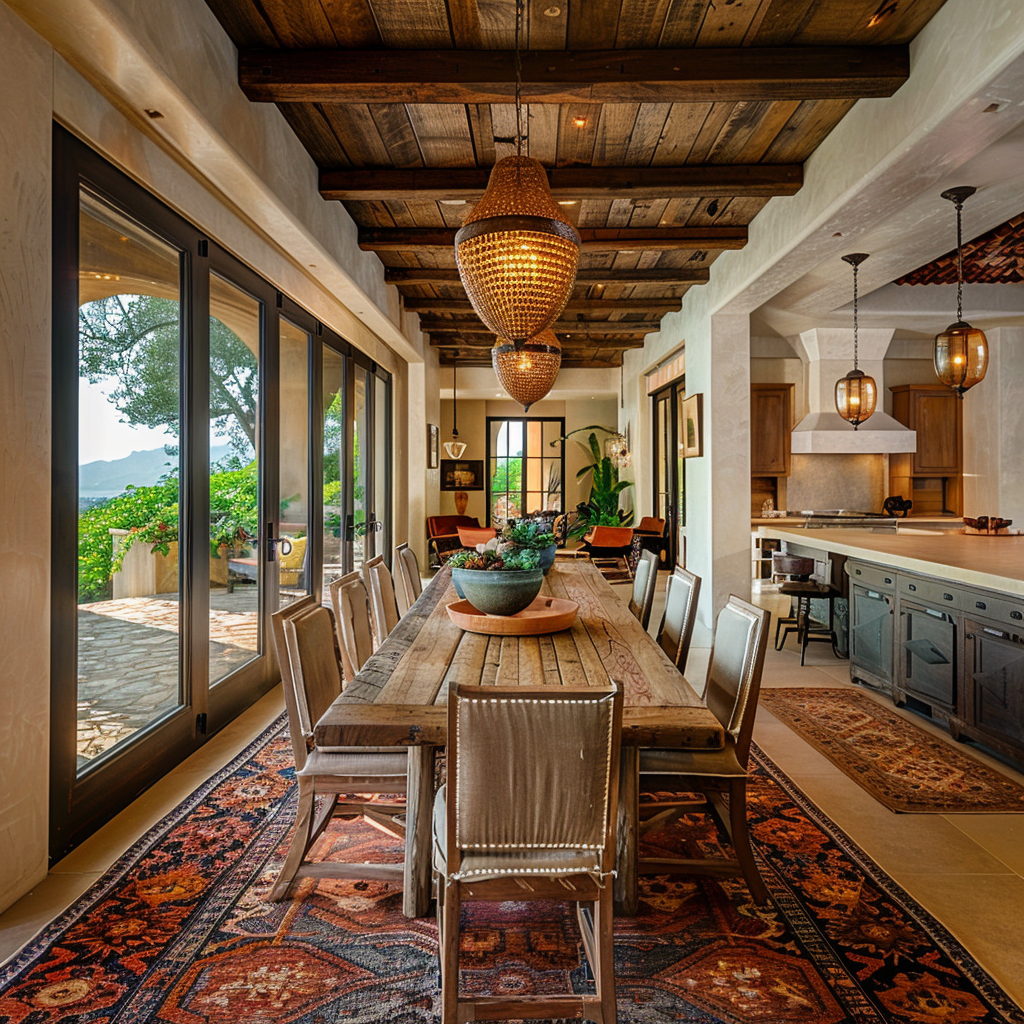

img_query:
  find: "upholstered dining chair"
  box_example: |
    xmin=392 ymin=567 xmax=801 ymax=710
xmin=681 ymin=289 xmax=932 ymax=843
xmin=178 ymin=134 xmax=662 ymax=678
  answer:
xmin=434 ymin=681 xmax=624 ymax=1024
xmin=363 ymin=554 xmax=401 ymax=648
xmin=268 ymin=602 xmax=408 ymax=901
xmin=638 ymin=595 xmax=771 ymax=905
xmin=329 ymin=572 xmax=375 ymax=685
xmin=626 ymin=549 xmax=659 ymax=630
xmin=393 ymin=542 xmax=422 ymax=616
xmin=656 ymin=566 xmax=702 ymax=674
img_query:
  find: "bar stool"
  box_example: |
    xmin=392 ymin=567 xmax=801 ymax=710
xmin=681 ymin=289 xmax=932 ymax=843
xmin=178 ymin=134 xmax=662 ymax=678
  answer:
xmin=778 ymin=581 xmax=842 ymax=666
xmin=772 ymin=554 xmax=814 ymax=651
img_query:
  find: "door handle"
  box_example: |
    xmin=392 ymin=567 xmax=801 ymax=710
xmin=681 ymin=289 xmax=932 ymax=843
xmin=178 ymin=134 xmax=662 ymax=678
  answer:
xmin=265 ymin=525 xmax=293 ymax=562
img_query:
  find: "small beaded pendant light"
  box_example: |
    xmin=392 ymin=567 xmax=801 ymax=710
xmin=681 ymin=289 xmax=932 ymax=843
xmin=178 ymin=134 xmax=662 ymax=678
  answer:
xmin=492 ymin=330 xmax=562 ymax=411
xmin=454 ymin=0 xmax=580 ymax=344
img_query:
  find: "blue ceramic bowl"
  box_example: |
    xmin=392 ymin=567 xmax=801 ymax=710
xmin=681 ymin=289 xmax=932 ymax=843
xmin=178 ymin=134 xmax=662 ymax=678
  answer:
xmin=452 ymin=568 xmax=544 ymax=616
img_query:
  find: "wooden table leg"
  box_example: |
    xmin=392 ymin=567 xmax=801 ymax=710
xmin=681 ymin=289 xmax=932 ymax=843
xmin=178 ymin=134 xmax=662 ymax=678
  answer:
xmin=404 ymin=744 xmax=436 ymax=918
xmin=614 ymin=746 xmax=639 ymax=915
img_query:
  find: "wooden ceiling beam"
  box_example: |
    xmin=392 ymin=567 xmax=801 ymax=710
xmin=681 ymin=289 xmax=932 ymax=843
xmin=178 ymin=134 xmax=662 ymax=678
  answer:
xmin=361 ymin=226 xmax=746 ymax=253
xmin=429 ymin=335 xmax=646 ymax=349
xmin=425 ymin=321 xmax=659 ymax=335
xmin=240 ymin=46 xmax=909 ymax=105
xmin=384 ymin=267 xmax=707 ymax=286
xmin=320 ymin=165 xmax=802 ymax=201
xmin=404 ymin=298 xmax=679 ymax=314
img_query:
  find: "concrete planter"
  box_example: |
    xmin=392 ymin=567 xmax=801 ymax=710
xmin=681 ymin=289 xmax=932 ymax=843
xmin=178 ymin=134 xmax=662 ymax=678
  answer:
xmin=452 ymin=568 xmax=544 ymax=616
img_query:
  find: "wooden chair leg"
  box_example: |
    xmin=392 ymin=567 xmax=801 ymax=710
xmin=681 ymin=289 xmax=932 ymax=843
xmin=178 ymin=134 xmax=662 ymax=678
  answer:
xmin=270 ymin=775 xmax=317 ymax=901
xmin=440 ymin=878 xmax=461 ymax=1024
xmin=594 ymin=887 xmax=616 ymax=1024
xmin=727 ymin=778 xmax=769 ymax=906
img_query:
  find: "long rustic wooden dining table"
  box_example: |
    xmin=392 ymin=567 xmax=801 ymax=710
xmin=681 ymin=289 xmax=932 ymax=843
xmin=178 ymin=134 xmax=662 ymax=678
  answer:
xmin=314 ymin=560 xmax=724 ymax=917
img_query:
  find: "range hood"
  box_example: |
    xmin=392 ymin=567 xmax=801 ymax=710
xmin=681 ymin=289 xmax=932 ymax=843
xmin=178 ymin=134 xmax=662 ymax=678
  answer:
xmin=790 ymin=328 xmax=917 ymax=454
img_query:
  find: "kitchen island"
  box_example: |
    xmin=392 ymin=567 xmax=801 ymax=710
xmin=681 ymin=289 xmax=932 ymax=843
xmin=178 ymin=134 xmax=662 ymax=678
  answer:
xmin=758 ymin=525 xmax=1024 ymax=768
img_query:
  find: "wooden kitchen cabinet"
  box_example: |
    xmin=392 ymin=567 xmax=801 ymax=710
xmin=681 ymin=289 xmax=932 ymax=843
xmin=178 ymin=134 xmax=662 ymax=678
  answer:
xmin=751 ymin=384 xmax=793 ymax=477
xmin=889 ymin=385 xmax=963 ymax=516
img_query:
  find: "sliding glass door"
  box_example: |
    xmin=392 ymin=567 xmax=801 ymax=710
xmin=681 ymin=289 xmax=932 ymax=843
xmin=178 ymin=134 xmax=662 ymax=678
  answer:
xmin=51 ymin=127 xmax=390 ymax=858
xmin=651 ymin=382 xmax=685 ymax=567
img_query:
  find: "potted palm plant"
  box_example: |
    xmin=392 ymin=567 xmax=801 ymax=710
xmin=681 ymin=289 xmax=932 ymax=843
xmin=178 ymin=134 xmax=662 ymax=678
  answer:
xmin=447 ymin=544 xmax=543 ymax=615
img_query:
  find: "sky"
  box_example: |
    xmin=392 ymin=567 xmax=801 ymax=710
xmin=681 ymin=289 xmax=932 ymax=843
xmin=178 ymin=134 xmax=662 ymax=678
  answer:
xmin=78 ymin=377 xmax=175 ymax=465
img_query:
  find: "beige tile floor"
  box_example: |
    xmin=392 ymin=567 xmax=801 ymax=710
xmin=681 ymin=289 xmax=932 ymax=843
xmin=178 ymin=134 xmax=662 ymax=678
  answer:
xmin=2 ymin=574 xmax=1022 ymax=1011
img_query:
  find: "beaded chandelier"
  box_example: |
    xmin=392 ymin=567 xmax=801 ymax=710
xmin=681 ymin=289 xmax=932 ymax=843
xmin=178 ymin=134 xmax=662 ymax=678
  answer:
xmin=934 ymin=186 xmax=988 ymax=397
xmin=834 ymin=253 xmax=878 ymax=429
xmin=454 ymin=0 xmax=580 ymax=344
xmin=492 ymin=330 xmax=561 ymax=411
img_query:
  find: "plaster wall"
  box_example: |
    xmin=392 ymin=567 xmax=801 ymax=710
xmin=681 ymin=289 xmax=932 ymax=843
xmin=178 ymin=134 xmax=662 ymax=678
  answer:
xmin=0 ymin=1 xmax=52 ymax=917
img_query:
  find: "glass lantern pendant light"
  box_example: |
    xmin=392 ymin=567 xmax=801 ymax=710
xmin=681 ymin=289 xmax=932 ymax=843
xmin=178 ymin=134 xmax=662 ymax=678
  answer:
xmin=454 ymin=0 xmax=580 ymax=345
xmin=443 ymin=362 xmax=467 ymax=459
xmin=934 ymin=186 xmax=989 ymax=397
xmin=834 ymin=252 xmax=878 ymax=430
xmin=492 ymin=330 xmax=561 ymax=411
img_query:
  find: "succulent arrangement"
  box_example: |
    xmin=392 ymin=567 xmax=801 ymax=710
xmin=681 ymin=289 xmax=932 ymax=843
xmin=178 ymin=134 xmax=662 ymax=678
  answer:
xmin=447 ymin=546 xmax=540 ymax=571
xmin=500 ymin=520 xmax=556 ymax=550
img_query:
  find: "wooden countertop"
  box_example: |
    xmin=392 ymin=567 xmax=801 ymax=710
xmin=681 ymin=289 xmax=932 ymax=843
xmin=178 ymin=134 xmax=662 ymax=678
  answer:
xmin=758 ymin=526 xmax=1024 ymax=596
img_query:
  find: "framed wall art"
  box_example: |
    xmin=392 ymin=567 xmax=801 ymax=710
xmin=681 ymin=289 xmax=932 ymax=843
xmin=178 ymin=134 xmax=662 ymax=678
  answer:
xmin=428 ymin=424 xmax=440 ymax=468
xmin=440 ymin=459 xmax=484 ymax=491
xmin=680 ymin=393 xmax=704 ymax=459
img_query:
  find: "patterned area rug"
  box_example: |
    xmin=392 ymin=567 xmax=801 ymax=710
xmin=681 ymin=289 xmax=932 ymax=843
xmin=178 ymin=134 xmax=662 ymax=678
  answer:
xmin=2 ymin=718 xmax=1022 ymax=1024
xmin=761 ymin=688 xmax=1024 ymax=814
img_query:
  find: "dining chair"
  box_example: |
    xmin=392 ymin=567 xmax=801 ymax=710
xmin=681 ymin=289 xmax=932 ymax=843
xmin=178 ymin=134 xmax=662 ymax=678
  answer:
xmin=638 ymin=595 xmax=771 ymax=905
xmin=434 ymin=681 xmax=624 ymax=1024
xmin=656 ymin=565 xmax=701 ymax=674
xmin=393 ymin=542 xmax=422 ymax=617
xmin=268 ymin=602 xmax=408 ymax=901
xmin=363 ymin=554 xmax=401 ymax=648
xmin=328 ymin=571 xmax=375 ymax=685
xmin=626 ymin=549 xmax=659 ymax=630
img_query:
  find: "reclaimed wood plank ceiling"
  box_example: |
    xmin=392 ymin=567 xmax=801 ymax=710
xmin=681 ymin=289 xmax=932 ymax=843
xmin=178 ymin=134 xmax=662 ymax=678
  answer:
xmin=206 ymin=0 xmax=948 ymax=367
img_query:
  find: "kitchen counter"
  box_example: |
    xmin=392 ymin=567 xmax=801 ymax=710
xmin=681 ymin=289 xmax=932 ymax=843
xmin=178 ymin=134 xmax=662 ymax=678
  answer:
xmin=758 ymin=525 xmax=1024 ymax=597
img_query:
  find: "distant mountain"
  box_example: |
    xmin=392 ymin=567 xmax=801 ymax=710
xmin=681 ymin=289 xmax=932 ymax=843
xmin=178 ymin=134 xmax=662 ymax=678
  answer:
xmin=80 ymin=445 xmax=231 ymax=496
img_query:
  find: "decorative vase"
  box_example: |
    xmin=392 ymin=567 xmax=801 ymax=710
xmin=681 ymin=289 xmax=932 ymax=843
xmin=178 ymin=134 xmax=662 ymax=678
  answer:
xmin=452 ymin=568 xmax=544 ymax=616
xmin=454 ymin=490 xmax=468 ymax=516
xmin=537 ymin=542 xmax=557 ymax=574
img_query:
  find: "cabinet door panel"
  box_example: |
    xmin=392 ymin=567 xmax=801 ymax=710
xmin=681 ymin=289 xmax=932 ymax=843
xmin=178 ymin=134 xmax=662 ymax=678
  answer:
xmin=751 ymin=386 xmax=791 ymax=476
xmin=850 ymin=585 xmax=893 ymax=685
xmin=964 ymin=620 xmax=1024 ymax=748
xmin=913 ymin=393 xmax=960 ymax=474
xmin=897 ymin=603 xmax=956 ymax=709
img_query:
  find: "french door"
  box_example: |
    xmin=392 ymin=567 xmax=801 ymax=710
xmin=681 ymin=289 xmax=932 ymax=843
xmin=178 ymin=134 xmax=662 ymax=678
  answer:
xmin=50 ymin=127 xmax=389 ymax=858
xmin=652 ymin=383 xmax=686 ymax=568
xmin=485 ymin=418 xmax=565 ymax=525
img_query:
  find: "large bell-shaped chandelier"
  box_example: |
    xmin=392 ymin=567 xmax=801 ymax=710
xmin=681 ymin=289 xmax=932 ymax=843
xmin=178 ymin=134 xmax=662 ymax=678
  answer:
xmin=934 ymin=186 xmax=988 ymax=397
xmin=492 ymin=330 xmax=561 ymax=411
xmin=454 ymin=0 xmax=580 ymax=344
xmin=834 ymin=253 xmax=878 ymax=430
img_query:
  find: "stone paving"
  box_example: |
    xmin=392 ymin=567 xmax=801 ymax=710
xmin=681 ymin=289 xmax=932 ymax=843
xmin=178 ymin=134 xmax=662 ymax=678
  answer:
xmin=76 ymin=587 xmax=260 ymax=767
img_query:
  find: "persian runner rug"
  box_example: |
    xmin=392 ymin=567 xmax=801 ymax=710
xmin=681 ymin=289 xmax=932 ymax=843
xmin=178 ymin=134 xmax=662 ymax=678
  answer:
xmin=1 ymin=716 xmax=1021 ymax=1024
xmin=761 ymin=687 xmax=1024 ymax=813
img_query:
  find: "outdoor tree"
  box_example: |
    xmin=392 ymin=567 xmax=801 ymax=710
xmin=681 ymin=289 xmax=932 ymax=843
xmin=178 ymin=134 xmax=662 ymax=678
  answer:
xmin=79 ymin=294 xmax=259 ymax=457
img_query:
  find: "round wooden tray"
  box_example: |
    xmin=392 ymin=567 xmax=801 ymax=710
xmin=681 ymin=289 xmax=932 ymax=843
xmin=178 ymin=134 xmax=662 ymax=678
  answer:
xmin=446 ymin=596 xmax=579 ymax=635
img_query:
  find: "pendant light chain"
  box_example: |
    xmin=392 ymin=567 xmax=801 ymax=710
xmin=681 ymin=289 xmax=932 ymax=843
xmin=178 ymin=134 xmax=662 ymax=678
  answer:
xmin=452 ymin=362 xmax=459 ymax=438
xmin=955 ymin=194 xmax=964 ymax=322
xmin=852 ymin=259 xmax=859 ymax=371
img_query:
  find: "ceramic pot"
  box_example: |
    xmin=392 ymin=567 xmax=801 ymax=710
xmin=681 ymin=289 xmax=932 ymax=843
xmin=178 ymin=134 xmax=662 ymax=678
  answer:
xmin=452 ymin=568 xmax=544 ymax=616
xmin=454 ymin=490 xmax=468 ymax=516
xmin=537 ymin=543 xmax=557 ymax=574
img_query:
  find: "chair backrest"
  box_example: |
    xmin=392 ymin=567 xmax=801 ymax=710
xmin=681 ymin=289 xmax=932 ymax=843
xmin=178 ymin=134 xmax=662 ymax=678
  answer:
xmin=446 ymin=682 xmax=623 ymax=878
xmin=456 ymin=526 xmax=497 ymax=548
xmin=658 ymin=566 xmax=701 ymax=673
xmin=427 ymin=514 xmax=480 ymax=539
xmin=329 ymin=571 xmax=375 ymax=683
xmin=270 ymin=595 xmax=318 ymax=768
xmin=282 ymin=605 xmax=344 ymax=754
xmin=363 ymin=554 xmax=401 ymax=646
xmin=585 ymin=525 xmax=633 ymax=549
xmin=628 ymin=549 xmax=659 ymax=630
xmin=394 ymin=542 xmax=423 ymax=616
xmin=702 ymin=596 xmax=771 ymax=767
xmin=635 ymin=516 xmax=666 ymax=535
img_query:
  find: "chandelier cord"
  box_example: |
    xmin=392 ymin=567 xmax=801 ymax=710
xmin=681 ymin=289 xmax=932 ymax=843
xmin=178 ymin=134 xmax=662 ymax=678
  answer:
xmin=955 ymin=196 xmax=964 ymax=322
xmin=452 ymin=363 xmax=459 ymax=437
xmin=514 ymin=0 xmax=524 ymax=161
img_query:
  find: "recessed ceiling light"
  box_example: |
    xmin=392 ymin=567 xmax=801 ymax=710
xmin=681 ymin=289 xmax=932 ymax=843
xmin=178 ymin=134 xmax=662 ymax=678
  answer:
xmin=544 ymin=5 xmax=561 ymax=16
xmin=572 ymin=116 xmax=588 ymax=129
xmin=557 ymin=200 xmax=577 ymax=205
xmin=495 ymin=392 xmax=502 ymax=397
xmin=439 ymin=199 xmax=467 ymax=205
